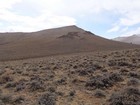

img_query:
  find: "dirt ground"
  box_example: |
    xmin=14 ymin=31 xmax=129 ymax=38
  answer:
xmin=0 ymin=48 xmax=140 ymax=105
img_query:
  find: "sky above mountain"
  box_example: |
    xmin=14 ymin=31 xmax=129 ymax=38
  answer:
xmin=0 ymin=0 xmax=140 ymax=38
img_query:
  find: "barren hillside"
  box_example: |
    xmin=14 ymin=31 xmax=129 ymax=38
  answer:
xmin=114 ymin=35 xmax=140 ymax=45
xmin=0 ymin=25 xmax=139 ymax=61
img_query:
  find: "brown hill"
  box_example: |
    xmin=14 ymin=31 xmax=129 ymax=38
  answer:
xmin=0 ymin=25 xmax=139 ymax=61
xmin=113 ymin=34 xmax=140 ymax=45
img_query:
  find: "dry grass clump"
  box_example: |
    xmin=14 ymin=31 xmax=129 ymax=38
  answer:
xmin=0 ymin=75 xmax=13 ymax=84
xmin=0 ymin=94 xmax=12 ymax=104
xmin=127 ymin=78 xmax=140 ymax=86
xmin=85 ymin=72 xmax=123 ymax=90
xmin=5 ymin=81 xmax=16 ymax=88
xmin=13 ymin=96 xmax=25 ymax=104
xmin=0 ymin=69 xmax=5 ymax=75
xmin=108 ymin=87 xmax=140 ymax=105
xmin=129 ymin=72 xmax=140 ymax=79
xmin=37 ymin=92 xmax=56 ymax=105
xmin=94 ymin=89 xmax=106 ymax=98
xmin=28 ymin=80 xmax=45 ymax=92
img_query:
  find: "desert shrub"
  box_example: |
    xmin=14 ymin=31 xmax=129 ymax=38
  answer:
xmin=52 ymin=66 xmax=59 ymax=70
xmin=30 ymin=75 xmax=43 ymax=81
xmin=16 ymin=82 xmax=25 ymax=91
xmin=57 ymin=77 xmax=67 ymax=85
xmin=94 ymin=89 xmax=106 ymax=98
xmin=129 ymin=72 xmax=140 ymax=79
xmin=0 ymin=69 xmax=5 ymax=75
xmin=56 ymin=92 xmax=64 ymax=96
xmin=101 ymin=68 xmax=108 ymax=72
xmin=85 ymin=75 xmax=106 ymax=89
xmin=109 ymin=73 xmax=123 ymax=82
xmin=127 ymin=78 xmax=140 ymax=86
xmin=48 ymin=87 xmax=56 ymax=93
xmin=85 ymin=73 xmax=123 ymax=89
xmin=69 ymin=91 xmax=76 ymax=97
xmin=103 ymin=55 xmax=107 ymax=58
xmin=0 ymin=94 xmax=24 ymax=104
xmin=29 ymin=80 xmax=45 ymax=92
xmin=31 ymin=68 xmax=38 ymax=72
xmin=16 ymin=70 xmax=23 ymax=74
xmin=117 ymin=61 xmax=131 ymax=66
xmin=0 ymin=100 xmax=4 ymax=105
xmin=108 ymin=60 xmax=133 ymax=67
xmin=15 ymin=79 xmax=28 ymax=91
xmin=132 ymin=58 xmax=137 ymax=63
xmin=0 ymin=75 xmax=13 ymax=84
xmin=86 ymin=67 xmax=96 ymax=73
xmin=13 ymin=96 xmax=25 ymax=104
xmin=73 ymin=65 xmax=78 ymax=69
xmin=72 ymin=79 xmax=78 ymax=84
xmin=37 ymin=93 xmax=56 ymax=105
xmin=72 ymin=78 xmax=85 ymax=84
xmin=0 ymin=94 xmax=12 ymax=104
xmin=109 ymin=87 xmax=140 ymax=105
xmin=78 ymin=70 xmax=88 ymax=76
xmin=77 ymin=64 xmax=102 ymax=76
xmin=5 ymin=82 xmax=16 ymax=88
xmin=92 ymin=63 xmax=102 ymax=69
xmin=120 ymin=68 xmax=129 ymax=75
xmin=108 ymin=60 xmax=116 ymax=66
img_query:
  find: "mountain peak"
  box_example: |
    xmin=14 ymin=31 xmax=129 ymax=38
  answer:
xmin=64 ymin=25 xmax=78 ymax=28
xmin=56 ymin=25 xmax=83 ymax=30
xmin=35 ymin=25 xmax=84 ymax=34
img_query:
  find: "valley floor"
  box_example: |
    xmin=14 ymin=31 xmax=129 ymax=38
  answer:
xmin=0 ymin=49 xmax=140 ymax=105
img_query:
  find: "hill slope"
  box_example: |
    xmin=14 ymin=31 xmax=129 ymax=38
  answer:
xmin=0 ymin=25 xmax=139 ymax=61
xmin=113 ymin=34 xmax=140 ymax=45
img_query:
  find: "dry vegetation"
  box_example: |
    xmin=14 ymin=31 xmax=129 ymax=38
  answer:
xmin=0 ymin=49 xmax=140 ymax=105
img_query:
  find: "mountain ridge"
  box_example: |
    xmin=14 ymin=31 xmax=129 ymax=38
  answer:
xmin=113 ymin=34 xmax=140 ymax=45
xmin=0 ymin=25 xmax=139 ymax=61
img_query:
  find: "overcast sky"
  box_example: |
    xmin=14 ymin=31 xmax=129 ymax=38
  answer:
xmin=0 ymin=0 xmax=140 ymax=38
